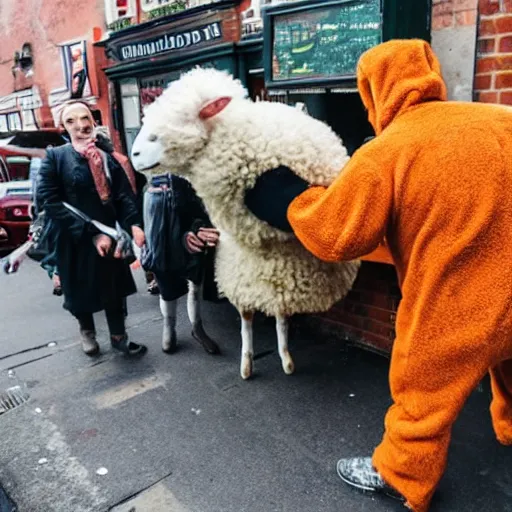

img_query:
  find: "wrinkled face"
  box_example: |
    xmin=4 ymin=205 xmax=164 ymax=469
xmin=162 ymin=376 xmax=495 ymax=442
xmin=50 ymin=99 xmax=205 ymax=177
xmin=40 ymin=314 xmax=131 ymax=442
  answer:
xmin=61 ymin=103 xmax=94 ymax=144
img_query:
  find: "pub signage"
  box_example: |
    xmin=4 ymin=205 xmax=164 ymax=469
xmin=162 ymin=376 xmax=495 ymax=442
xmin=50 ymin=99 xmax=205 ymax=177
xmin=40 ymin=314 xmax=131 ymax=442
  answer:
xmin=119 ymin=21 xmax=223 ymax=61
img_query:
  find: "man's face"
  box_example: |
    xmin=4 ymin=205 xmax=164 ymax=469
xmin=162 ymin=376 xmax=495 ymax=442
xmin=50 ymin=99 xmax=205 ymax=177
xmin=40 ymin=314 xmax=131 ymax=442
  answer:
xmin=61 ymin=104 xmax=94 ymax=144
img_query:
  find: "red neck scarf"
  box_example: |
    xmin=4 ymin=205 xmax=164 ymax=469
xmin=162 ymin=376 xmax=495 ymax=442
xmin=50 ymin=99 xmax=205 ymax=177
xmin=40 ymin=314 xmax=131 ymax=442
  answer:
xmin=74 ymin=141 xmax=138 ymax=203
xmin=77 ymin=141 xmax=110 ymax=203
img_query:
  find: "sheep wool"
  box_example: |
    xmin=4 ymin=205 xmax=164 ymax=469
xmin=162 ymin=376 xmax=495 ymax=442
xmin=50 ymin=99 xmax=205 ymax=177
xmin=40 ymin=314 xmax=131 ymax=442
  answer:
xmin=136 ymin=67 xmax=360 ymax=318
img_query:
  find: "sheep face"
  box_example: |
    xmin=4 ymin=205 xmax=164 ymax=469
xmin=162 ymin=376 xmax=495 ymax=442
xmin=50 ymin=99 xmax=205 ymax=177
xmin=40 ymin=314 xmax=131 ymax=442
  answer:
xmin=131 ymin=67 xmax=247 ymax=175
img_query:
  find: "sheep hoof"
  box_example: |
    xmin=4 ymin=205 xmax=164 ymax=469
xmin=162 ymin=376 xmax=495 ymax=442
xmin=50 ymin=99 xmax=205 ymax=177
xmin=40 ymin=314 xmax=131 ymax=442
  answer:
xmin=241 ymin=356 xmax=253 ymax=380
xmin=283 ymin=358 xmax=295 ymax=375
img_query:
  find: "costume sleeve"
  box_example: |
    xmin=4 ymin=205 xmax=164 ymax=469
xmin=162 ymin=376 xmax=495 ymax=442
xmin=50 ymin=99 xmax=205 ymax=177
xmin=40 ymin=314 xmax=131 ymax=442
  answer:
xmin=244 ymin=166 xmax=309 ymax=232
xmin=109 ymin=155 xmax=143 ymax=232
xmin=36 ymin=149 xmax=95 ymax=241
xmin=287 ymin=156 xmax=393 ymax=262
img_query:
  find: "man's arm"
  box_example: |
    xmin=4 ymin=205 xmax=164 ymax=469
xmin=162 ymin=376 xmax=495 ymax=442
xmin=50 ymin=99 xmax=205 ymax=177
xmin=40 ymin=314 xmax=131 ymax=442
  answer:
xmin=288 ymin=156 xmax=393 ymax=262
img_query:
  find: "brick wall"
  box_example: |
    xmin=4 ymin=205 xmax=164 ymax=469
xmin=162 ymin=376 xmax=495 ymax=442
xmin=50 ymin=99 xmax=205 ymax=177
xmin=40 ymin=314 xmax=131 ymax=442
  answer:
xmin=311 ymin=263 xmax=400 ymax=356
xmin=475 ymin=0 xmax=512 ymax=104
xmin=432 ymin=0 xmax=478 ymax=30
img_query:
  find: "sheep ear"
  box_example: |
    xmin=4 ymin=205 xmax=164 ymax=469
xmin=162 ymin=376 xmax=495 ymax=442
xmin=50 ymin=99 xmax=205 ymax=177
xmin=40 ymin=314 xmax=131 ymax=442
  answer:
xmin=198 ymin=96 xmax=232 ymax=120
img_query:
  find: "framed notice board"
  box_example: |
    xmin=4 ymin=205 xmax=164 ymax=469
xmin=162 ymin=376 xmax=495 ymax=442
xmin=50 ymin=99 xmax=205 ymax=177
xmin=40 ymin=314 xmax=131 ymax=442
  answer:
xmin=263 ymin=0 xmax=431 ymax=89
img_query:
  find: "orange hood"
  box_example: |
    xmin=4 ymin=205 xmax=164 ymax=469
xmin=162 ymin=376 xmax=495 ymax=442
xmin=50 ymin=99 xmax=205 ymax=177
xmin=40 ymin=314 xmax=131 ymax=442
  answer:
xmin=357 ymin=39 xmax=447 ymax=135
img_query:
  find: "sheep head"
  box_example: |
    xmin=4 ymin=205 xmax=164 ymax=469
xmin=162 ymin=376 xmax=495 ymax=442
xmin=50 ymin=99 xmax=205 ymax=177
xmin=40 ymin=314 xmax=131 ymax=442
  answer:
xmin=131 ymin=67 xmax=247 ymax=175
xmin=132 ymin=67 xmax=350 ymax=247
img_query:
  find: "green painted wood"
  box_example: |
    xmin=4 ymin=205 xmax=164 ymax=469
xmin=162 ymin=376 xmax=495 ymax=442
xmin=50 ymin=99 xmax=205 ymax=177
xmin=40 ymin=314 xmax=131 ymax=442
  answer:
xmin=263 ymin=0 xmax=432 ymax=89
xmin=382 ymin=0 xmax=432 ymax=43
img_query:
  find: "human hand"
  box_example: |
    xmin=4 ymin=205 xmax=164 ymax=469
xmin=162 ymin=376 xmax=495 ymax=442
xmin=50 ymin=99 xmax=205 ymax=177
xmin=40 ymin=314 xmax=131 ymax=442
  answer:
xmin=131 ymin=225 xmax=145 ymax=248
xmin=185 ymin=232 xmax=205 ymax=253
xmin=197 ymin=227 xmax=220 ymax=248
xmin=93 ymin=234 xmax=112 ymax=257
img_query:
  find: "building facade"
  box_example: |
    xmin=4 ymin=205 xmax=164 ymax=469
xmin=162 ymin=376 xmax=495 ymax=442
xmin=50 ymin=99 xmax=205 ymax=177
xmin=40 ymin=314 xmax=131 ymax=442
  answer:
xmin=0 ymin=0 xmax=109 ymax=132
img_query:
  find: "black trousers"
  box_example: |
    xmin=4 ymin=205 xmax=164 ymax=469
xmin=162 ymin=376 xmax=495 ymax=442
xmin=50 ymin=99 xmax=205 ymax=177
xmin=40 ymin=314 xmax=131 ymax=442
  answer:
xmin=76 ymin=301 xmax=125 ymax=336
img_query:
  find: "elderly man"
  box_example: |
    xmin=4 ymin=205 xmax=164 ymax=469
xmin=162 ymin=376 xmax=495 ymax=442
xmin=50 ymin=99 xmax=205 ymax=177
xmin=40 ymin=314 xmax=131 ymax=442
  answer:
xmin=252 ymin=40 xmax=512 ymax=511
xmin=37 ymin=100 xmax=146 ymax=357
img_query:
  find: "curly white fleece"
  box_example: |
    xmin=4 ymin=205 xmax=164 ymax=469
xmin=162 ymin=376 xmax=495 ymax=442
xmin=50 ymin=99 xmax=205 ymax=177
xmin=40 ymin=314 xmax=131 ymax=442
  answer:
xmin=141 ymin=67 xmax=360 ymax=316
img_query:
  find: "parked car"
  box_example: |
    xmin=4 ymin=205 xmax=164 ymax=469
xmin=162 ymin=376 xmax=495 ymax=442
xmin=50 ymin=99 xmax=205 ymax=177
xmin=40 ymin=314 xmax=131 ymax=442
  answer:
xmin=0 ymin=130 xmax=67 ymax=254
xmin=0 ymin=181 xmax=32 ymax=254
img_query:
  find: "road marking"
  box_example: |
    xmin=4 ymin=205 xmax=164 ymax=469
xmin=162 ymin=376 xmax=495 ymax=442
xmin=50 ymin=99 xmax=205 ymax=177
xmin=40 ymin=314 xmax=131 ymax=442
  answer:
xmin=110 ymin=482 xmax=190 ymax=512
xmin=93 ymin=375 xmax=167 ymax=410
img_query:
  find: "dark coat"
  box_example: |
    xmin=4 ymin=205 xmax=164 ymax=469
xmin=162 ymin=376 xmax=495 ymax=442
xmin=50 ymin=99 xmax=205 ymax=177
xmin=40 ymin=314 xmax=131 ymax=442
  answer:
xmin=36 ymin=144 xmax=142 ymax=315
xmin=143 ymin=174 xmax=218 ymax=302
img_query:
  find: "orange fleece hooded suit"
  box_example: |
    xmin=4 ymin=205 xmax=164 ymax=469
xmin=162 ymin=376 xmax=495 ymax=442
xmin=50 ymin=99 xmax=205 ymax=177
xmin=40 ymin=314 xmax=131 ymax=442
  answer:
xmin=287 ymin=40 xmax=512 ymax=512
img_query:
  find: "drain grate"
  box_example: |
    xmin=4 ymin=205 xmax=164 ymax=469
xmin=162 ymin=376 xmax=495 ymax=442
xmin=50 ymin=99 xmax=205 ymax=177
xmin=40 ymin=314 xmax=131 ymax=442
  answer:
xmin=0 ymin=386 xmax=29 ymax=415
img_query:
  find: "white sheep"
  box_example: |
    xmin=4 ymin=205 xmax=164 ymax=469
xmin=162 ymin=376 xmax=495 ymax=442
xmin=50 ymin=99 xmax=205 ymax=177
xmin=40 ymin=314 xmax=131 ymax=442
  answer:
xmin=131 ymin=68 xmax=360 ymax=379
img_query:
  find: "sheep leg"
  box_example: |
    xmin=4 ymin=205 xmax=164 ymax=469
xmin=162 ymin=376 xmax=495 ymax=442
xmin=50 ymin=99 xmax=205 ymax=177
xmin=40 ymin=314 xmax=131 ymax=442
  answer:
xmin=160 ymin=297 xmax=177 ymax=353
xmin=240 ymin=311 xmax=254 ymax=380
xmin=276 ymin=315 xmax=294 ymax=375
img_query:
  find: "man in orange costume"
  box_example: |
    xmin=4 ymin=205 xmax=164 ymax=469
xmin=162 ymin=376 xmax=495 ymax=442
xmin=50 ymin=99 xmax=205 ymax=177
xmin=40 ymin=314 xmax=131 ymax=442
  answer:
xmin=285 ymin=40 xmax=512 ymax=511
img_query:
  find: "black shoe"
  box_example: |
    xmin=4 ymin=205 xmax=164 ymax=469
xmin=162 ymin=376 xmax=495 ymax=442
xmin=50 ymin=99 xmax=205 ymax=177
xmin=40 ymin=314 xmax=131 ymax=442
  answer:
xmin=147 ymin=280 xmax=160 ymax=295
xmin=111 ymin=335 xmax=147 ymax=356
xmin=336 ymin=457 xmax=406 ymax=502
xmin=191 ymin=323 xmax=220 ymax=355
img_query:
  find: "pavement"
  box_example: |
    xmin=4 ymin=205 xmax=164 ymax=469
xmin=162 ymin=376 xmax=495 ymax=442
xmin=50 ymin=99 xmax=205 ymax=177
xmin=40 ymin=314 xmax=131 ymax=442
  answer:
xmin=0 ymin=260 xmax=510 ymax=512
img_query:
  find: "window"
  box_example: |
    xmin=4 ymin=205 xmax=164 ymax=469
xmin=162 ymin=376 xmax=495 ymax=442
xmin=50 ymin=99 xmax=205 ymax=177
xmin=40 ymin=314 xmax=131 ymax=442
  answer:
xmin=120 ymin=79 xmax=141 ymax=155
xmin=141 ymin=0 xmax=191 ymax=12
xmin=21 ymin=110 xmax=38 ymax=131
xmin=120 ymin=80 xmax=141 ymax=129
xmin=7 ymin=113 xmax=22 ymax=131
xmin=5 ymin=156 xmax=30 ymax=181
xmin=60 ymin=41 xmax=92 ymax=99
xmin=104 ymin=0 xmax=136 ymax=26
xmin=0 ymin=115 xmax=7 ymax=132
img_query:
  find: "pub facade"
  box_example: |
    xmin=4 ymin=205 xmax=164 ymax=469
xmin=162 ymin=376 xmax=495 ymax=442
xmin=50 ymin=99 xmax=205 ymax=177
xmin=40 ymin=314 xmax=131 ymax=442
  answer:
xmin=98 ymin=0 xmax=433 ymax=356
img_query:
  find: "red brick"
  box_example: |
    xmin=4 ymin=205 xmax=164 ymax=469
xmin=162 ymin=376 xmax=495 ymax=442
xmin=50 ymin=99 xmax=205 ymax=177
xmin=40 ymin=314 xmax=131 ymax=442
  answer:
xmin=477 ymin=37 xmax=496 ymax=53
xmin=476 ymin=91 xmax=499 ymax=102
xmin=334 ymin=300 xmax=397 ymax=325
xmin=478 ymin=0 xmax=500 ymax=15
xmin=495 ymin=15 xmax=512 ymax=33
xmin=477 ymin=54 xmax=512 ymax=72
xmin=456 ymin=10 xmax=477 ymax=24
xmin=453 ymin=0 xmax=477 ymax=11
xmin=433 ymin=0 xmax=454 ymax=14
xmin=477 ymin=56 xmax=497 ymax=72
xmin=432 ymin=13 xmax=455 ymax=29
xmin=499 ymin=34 xmax=512 ymax=51
xmin=474 ymin=73 xmax=493 ymax=89
xmin=479 ymin=19 xmax=496 ymax=35
xmin=503 ymin=0 xmax=512 ymax=13
xmin=495 ymin=71 xmax=512 ymax=87
xmin=499 ymin=90 xmax=512 ymax=103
